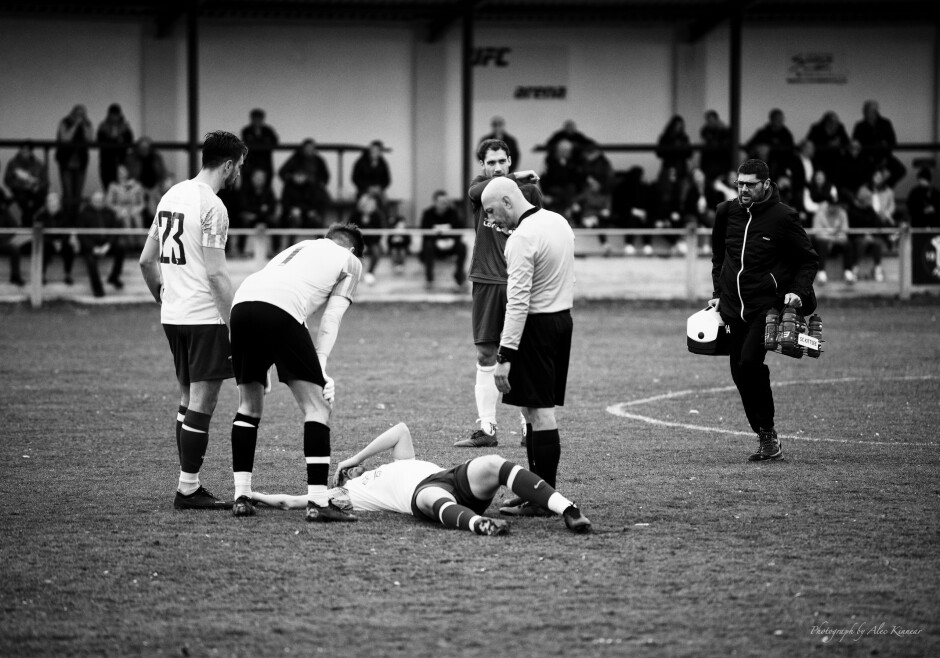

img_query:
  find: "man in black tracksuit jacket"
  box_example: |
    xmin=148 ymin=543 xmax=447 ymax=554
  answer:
xmin=709 ymin=159 xmax=819 ymax=461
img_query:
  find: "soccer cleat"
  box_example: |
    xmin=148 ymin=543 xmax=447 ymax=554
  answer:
xmin=306 ymin=501 xmax=358 ymax=522
xmin=174 ymin=486 xmax=234 ymax=510
xmin=501 ymin=495 xmax=524 ymax=508
xmin=499 ymin=501 xmax=555 ymax=517
xmin=475 ymin=517 xmax=510 ymax=536
xmin=562 ymin=505 xmax=592 ymax=534
xmin=232 ymin=495 xmax=256 ymax=517
xmin=454 ymin=425 xmax=498 ymax=448
xmin=748 ymin=428 xmax=783 ymax=462
xmin=815 ymin=270 xmax=828 ymax=285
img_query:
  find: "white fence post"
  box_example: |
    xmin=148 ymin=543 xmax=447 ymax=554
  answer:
xmin=685 ymin=225 xmax=699 ymax=302
xmin=30 ymin=224 xmax=43 ymax=309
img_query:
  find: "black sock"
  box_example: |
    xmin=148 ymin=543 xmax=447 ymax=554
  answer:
xmin=531 ymin=429 xmax=561 ymax=489
xmin=175 ymin=405 xmax=187 ymax=460
xmin=525 ymin=424 xmax=535 ymax=471
xmin=498 ymin=461 xmax=555 ymax=509
xmin=304 ymin=421 xmax=330 ymax=488
xmin=231 ymin=413 xmax=261 ymax=473
xmin=179 ymin=410 xmax=212 ymax=474
xmin=432 ymin=497 xmax=478 ymax=532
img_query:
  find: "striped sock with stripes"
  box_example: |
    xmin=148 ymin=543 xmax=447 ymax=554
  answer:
xmin=304 ymin=421 xmax=331 ymax=506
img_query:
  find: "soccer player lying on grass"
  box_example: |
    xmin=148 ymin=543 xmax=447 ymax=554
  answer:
xmin=247 ymin=422 xmax=592 ymax=536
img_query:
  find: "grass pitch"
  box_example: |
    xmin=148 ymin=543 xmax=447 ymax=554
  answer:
xmin=1 ymin=299 xmax=938 ymax=657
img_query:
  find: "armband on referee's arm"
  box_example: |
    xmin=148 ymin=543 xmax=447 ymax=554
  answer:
xmin=496 ymin=347 xmax=517 ymax=364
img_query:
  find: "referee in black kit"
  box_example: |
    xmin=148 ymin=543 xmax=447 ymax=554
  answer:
xmin=479 ymin=177 xmax=576 ymax=518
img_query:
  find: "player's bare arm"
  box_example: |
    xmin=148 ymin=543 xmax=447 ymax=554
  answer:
xmin=138 ymin=236 xmax=163 ymax=304
xmin=332 ymin=422 xmax=415 ymax=486
xmin=203 ymin=246 xmax=234 ymax=327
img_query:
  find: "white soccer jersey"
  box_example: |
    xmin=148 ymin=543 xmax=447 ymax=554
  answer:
xmin=233 ymin=238 xmax=362 ymax=325
xmin=344 ymin=459 xmax=443 ymax=515
xmin=148 ymin=179 xmax=229 ymax=325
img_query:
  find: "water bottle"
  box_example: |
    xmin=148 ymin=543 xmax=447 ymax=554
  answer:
xmin=764 ymin=309 xmax=779 ymax=350
xmin=779 ymin=305 xmax=800 ymax=356
xmin=807 ymin=314 xmax=823 ymax=358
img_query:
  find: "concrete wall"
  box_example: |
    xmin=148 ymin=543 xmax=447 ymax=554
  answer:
xmin=0 ymin=15 xmax=936 ymax=216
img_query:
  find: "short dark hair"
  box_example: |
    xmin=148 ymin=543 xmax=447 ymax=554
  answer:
xmin=326 ymin=222 xmax=365 ymax=258
xmin=477 ymin=138 xmax=509 ymax=162
xmin=738 ymin=158 xmax=770 ymax=180
xmin=250 ymin=108 xmax=265 ymax=119
xmin=202 ymin=131 xmax=248 ymax=169
xmin=433 ymin=189 xmax=449 ymax=200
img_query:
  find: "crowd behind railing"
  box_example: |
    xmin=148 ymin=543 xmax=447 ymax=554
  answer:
xmin=2 ymin=100 xmax=939 ymax=302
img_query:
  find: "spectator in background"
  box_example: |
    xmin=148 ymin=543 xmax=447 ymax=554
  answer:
xmin=540 ymin=139 xmax=584 ymax=217
xmin=811 ymin=200 xmax=854 ymax=285
xmin=806 ymin=110 xmax=849 ymax=181
xmin=699 ymin=110 xmax=733 ymax=184
xmin=790 ymin=140 xmax=815 ymax=211
xmin=852 ymin=100 xmax=906 ymax=188
xmin=240 ymin=108 xmax=279 ymax=186
xmin=125 ymin=137 xmax=167 ymax=218
xmin=802 ymin=169 xmax=839 ymax=221
xmin=745 ymin=108 xmax=796 ymax=181
xmin=836 ymin=140 xmax=873 ymax=199
xmin=234 ymin=169 xmax=278 ymax=256
xmin=774 ymin=174 xmax=805 ymax=226
xmin=0 ymin=188 xmax=25 ymax=286
xmin=55 ymin=104 xmax=94 ymax=215
xmin=420 ymin=190 xmax=467 ymax=290
xmin=545 ymin=119 xmax=592 ymax=158
xmin=846 ymin=185 xmax=887 ymax=282
xmin=869 ymin=168 xmax=897 ymax=228
xmin=682 ymin=167 xmax=724 ymax=255
xmin=279 ymin=138 xmax=330 ymax=218
xmin=351 ymin=140 xmax=391 ymax=203
xmin=655 ymin=115 xmax=693 ymax=182
xmin=712 ymin=168 xmax=740 ymax=202
xmin=106 ymin=163 xmax=146 ymax=249
xmin=478 ymin=116 xmax=520 ymax=169
xmin=386 ymin=215 xmax=411 ymax=275
xmin=611 ymin=165 xmax=653 ymax=256
xmin=35 ymin=192 xmax=75 ymax=285
xmin=906 ymin=167 xmax=940 ymax=227
xmin=346 ymin=192 xmax=386 ymax=285
xmin=4 ymin=141 xmax=48 ymax=224
xmin=96 ymin=103 xmax=134 ymax=190
xmin=77 ymin=190 xmax=125 ymax=296
xmin=651 ymin=165 xmax=687 ymax=256
xmin=279 ymin=168 xmax=320 ymax=251
xmin=573 ymin=142 xmax=615 ymax=250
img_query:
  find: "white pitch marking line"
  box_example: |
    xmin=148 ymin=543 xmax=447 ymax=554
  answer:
xmin=606 ymin=376 xmax=938 ymax=446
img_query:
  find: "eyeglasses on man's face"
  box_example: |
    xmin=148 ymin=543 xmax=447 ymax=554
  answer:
xmin=734 ymin=179 xmax=766 ymax=189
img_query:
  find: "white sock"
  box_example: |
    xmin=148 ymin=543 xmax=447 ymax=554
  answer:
xmin=178 ymin=471 xmax=199 ymax=496
xmin=475 ymin=363 xmax=498 ymax=434
xmin=546 ymin=492 xmax=574 ymax=515
xmin=308 ymin=485 xmax=329 ymax=507
xmin=234 ymin=472 xmax=252 ymax=499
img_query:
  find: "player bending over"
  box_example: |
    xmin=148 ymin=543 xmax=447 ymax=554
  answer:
xmin=247 ymin=422 xmax=592 ymax=536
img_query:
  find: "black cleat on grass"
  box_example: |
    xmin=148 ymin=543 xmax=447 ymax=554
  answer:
xmin=306 ymin=501 xmax=358 ymax=522
xmin=475 ymin=517 xmax=510 ymax=536
xmin=562 ymin=505 xmax=592 ymax=534
xmin=174 ymin=486 xmax=234 ymax=510
xmin=499 ymin=501 xmax=555 ymax=517
xmin=454 ymin=428 xmax=498 ymax=448
xmin=232 ymin=495 xmax=256 ymax=517
xmin=748 ymin=428 xmax=783 ymax=462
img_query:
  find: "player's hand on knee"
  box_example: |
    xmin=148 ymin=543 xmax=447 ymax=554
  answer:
xmin=322 ymin=375 xmax=335 ymax=404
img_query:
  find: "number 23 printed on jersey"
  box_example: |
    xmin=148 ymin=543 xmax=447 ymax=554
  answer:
xmin=158 ymin=211 xmax=186 ymax=265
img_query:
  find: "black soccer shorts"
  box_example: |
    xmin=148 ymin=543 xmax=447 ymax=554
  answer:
xmin=163 ymin=323 xmax=233 ymax=385
xmin=502 ymin=310 xmax=572 ymax=409
xmin=471 ymin=282 xmax=507 ymax=345
xmin=410 ymin=461 xmax=493 ymax=522
xmin=230 ymin=301 xmax=326 ymax=387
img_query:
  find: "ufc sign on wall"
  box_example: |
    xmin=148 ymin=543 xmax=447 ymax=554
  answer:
xmin=473 ymin=45 xmax=570 ymax=101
